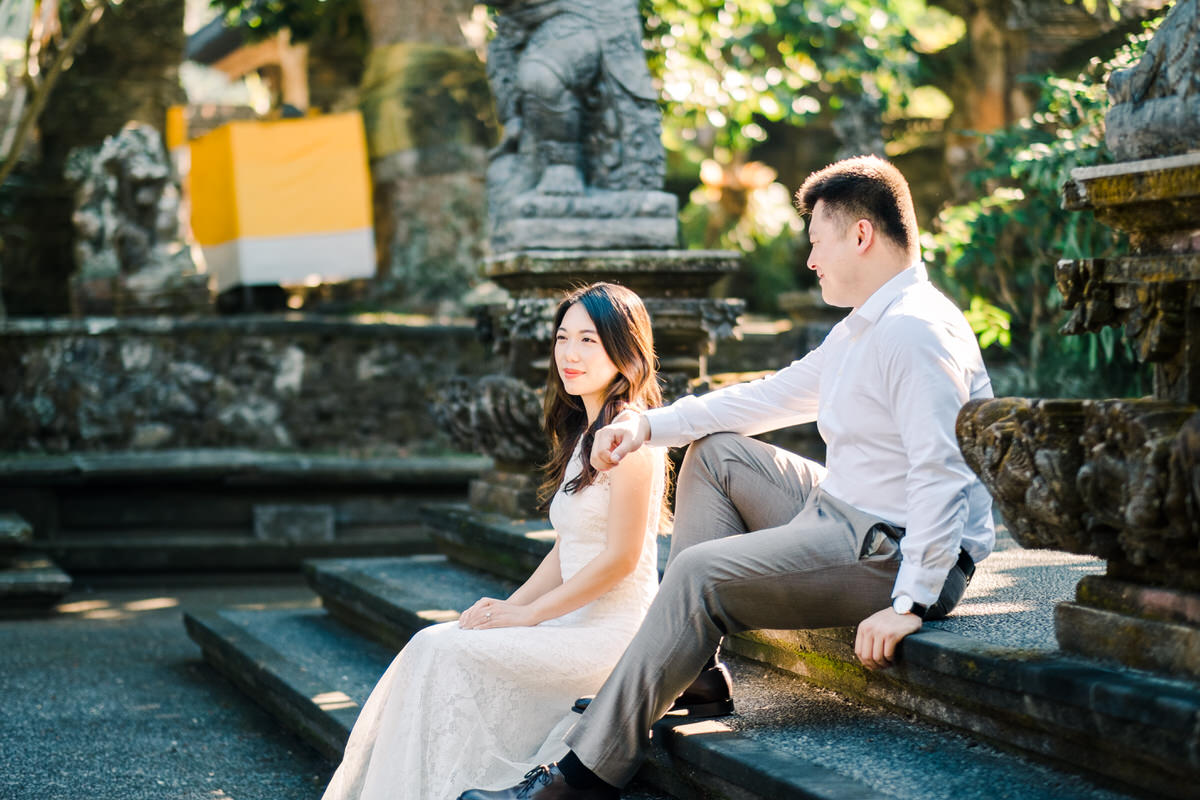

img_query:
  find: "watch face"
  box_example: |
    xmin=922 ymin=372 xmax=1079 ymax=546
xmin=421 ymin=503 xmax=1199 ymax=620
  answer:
xmin=893 ymin=596 xmax=913 ymax=614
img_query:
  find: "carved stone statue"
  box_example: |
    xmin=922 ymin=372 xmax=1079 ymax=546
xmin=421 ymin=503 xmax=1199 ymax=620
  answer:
xmin=65 ymin=123 xmax=209 ymax=314
xmin=1106 ymin=0 xmax=1200 ymax=160
xmin=484 ymin=0 xmax=679 ymax=251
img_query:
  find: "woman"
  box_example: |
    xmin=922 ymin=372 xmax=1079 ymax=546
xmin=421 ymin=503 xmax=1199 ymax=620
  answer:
xmin=322 ymin=282 xmax=669 ymax=800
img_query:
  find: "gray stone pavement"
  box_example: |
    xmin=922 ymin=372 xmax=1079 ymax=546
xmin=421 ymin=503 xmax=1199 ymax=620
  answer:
xmin=0 ymin=574 xmax=332 ymax=800
xmin=924 ymin=528 xmax=1106 ymax=650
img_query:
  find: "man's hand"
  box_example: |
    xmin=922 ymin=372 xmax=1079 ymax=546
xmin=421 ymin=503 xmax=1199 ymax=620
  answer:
xmin=590 ymin=410 xmax=650 ymax=471
xmin=854 ymin=606 xmax=923 ymax=669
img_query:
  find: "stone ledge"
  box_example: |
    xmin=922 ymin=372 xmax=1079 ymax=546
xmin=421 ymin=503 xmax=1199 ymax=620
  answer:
xmin=46 ymin=533 xmax=434 ymax=573
xmin=726 ymin=624 xmax=1200 ymax=799
xmin=0 ymin=556 xmax=72 ymax=614
xmin=0 ymin=450 xmax=491 ymax=486
xmin=0 ymin=512 xmax=32 ymax=562
xmin=0 ymin=313 xmax=477 ymax=339
xmin=421 ymin=503 xmax=556 ymax=583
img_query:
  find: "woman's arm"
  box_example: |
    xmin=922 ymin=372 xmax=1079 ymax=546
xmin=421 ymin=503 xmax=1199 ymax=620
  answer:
xmin=459 ymin=447 xmax=656 ymax=630
xmin=506 ymin=540 xmax=563 ymax=606
xmin=459 ymin=541 xmax=564 ymax=629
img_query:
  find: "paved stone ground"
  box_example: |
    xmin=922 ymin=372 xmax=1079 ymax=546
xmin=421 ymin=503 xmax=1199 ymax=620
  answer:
xmin=0 ymin=574 xmax=332 ymax=800
xmin=0 ymin=574 xmax=668 ymax=800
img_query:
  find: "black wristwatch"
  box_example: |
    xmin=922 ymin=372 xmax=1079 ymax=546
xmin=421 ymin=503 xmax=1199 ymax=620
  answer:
xmin=892 ymin=595 xmax=928 ymax=620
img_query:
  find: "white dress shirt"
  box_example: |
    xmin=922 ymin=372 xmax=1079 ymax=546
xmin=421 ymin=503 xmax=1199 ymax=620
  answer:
xmin=645 ymin=263 xmax=995 ymax=606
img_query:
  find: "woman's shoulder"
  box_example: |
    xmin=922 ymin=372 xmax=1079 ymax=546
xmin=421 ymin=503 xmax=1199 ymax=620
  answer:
xmin=607 ymin=444 xmax=659 ymax=486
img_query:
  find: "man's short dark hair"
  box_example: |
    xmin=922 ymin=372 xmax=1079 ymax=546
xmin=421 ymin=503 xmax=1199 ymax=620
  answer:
xmin=795 ymin=155 xmax=918 ymax=255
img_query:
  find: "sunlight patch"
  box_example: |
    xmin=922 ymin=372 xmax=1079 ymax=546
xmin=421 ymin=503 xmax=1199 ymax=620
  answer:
xmin=312 ymin=691 xmax=358 ymax=711
xmin=123 ymin=597 xmax=179 ymax=612
xmin=57 ymin=600 xmax=109 ymax=614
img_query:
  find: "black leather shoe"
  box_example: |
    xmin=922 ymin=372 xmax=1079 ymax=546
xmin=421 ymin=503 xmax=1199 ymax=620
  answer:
xmin=458 ymin=764 xmax=618 ymax=799
xmin=572 ymin=660 xmax=733 ymax=718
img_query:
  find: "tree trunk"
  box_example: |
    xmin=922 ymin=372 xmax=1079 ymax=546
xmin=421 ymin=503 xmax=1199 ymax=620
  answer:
xmin=357 ymin=0 xmax=497 ymax=311
xmin=4 ymin=0 xmax=186 ymax=315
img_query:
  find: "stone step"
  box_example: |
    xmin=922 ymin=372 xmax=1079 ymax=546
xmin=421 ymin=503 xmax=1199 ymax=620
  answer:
xmin=303 ymin=554 xmax=518 ymax=651
xmin=422 ymin=502 xmax=672 ymax=581
xmin=0 ymin=512 xmax=33 ymax=563
xmin=184 ymin=595 xmax=1136 ymax=800
xmin=0 ymin=450 xmax=489 ymax=572
xmin=0 ymin=555 xmax=73 ymax=615
xmin=183 ymin=604 xmax=673 ymax=800
xmin=421 ymin=503 xmax=558 ymax=582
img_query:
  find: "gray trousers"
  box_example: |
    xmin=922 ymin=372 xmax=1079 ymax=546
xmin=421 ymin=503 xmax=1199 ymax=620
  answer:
xmin=562 ymin=433 xmax=970 ymax=787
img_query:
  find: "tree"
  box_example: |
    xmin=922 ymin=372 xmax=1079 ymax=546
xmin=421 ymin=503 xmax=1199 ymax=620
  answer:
xmin=0 ymin=0 xmax=116 ymax=188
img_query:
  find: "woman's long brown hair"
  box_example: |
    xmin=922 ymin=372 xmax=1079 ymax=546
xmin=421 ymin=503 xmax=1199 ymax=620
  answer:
xmin=538 ymin=282 xmax=666 ymax=508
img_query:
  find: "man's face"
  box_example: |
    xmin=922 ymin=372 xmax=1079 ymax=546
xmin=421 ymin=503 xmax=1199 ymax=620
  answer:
xmin=806 ymin=200 xmax=864 ymax=308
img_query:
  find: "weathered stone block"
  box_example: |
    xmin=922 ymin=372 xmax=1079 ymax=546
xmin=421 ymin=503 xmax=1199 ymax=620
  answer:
xmin=0 ymin=512 xmax=32 ymax=564
xmin=0 ymin=556 xmax=72 ymax=614
xmin=253 ymin=505 xmax=336 ymax=543
xmin=1056 ymin=600 xmax=1200 ymax=680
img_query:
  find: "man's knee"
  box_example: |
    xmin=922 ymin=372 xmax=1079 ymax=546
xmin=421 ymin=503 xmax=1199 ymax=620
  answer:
xmin=662 ymin=538 xmax=730 ymax=592
xmin=680 ymin=433 xmax=749 ymax=480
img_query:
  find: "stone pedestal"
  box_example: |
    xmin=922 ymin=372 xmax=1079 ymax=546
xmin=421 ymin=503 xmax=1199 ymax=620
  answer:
xmin=778 ymin=288 xmax=846 ymax=357
xmin=467 ymin=468 xmax=542 ymax=520
xmin=959 ymin=0 xmax=1200 ymax=672
xmin=484 ymin=249 xmax=744 ymax=384
xmin=491 ymin=192 xmax=680 ymax=252
xmin=959 ymin=152 xmax=1200 ymax=676
xmin=1056 ymin=575 xmax=1200 ymax=679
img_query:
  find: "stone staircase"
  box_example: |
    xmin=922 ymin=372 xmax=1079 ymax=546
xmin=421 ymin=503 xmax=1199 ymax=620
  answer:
xmin=184 ymin=503 xmax=1194 ymax=799
xmin=0 ymin=450 xmax=489 ymax=572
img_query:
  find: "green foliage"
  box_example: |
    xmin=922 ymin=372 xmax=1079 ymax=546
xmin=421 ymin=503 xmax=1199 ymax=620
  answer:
xmin=208 ymin=0 xmax=365 ymax=46
xmin=639 ymin=0 xmax=955 ymax=160
xmin=926 ymin=21 xmax=1159 ymax=398
xmin=640 ymin=0 xmax=960 ymax=311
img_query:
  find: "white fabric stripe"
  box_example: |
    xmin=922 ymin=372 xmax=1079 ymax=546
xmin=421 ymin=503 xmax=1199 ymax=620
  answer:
xmin=202 ymin=228 xmax=375 ymax=291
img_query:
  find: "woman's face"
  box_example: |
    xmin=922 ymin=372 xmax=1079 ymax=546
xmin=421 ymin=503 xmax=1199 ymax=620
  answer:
xmin=555 ymin=302 xmax=620 ymax=417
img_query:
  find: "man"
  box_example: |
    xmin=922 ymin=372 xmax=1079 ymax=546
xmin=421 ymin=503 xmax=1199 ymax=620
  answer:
xmin=460 ymin=155 xmax=995 ymax=800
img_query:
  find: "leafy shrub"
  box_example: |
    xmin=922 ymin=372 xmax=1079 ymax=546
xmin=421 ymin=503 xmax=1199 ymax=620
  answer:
xmin=926 ymin=21 xmax=1160 ymax=398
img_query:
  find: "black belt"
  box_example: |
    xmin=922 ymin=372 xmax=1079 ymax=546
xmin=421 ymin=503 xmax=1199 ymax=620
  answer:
xmin=956 ymin=547 xmax=976 ymax=581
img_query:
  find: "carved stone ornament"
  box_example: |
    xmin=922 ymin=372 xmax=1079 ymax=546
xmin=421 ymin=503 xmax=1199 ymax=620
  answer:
xmin=65 ymin=123 xmax=209 ymax=314
xmin=1057 ymin=258 xmax=1190 ymax=364
xmin=484 ymin=0 xmax=678 ymax=251
xmin=432 ymin=374 xmax=547 ymax=466
xmin=958 ymin=397 xmax=1200 ymax=589
xmin=1105 ymin=0 xmax=1200 ymax=161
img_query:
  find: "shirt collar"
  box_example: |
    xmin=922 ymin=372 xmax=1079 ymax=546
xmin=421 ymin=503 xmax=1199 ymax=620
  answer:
xmin=844 ymin=262 xmax=927 ymax=335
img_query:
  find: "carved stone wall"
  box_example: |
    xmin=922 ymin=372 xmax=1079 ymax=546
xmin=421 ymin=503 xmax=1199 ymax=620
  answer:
xmin=0 ymin=317 xmax=494 ymax=455
xmin=958 ymin=397 xmax=1200 ymax=589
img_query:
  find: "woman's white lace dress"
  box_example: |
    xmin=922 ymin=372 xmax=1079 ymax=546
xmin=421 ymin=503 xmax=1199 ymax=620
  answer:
xmin=321 ymin=443 xmax=664 ymax=800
